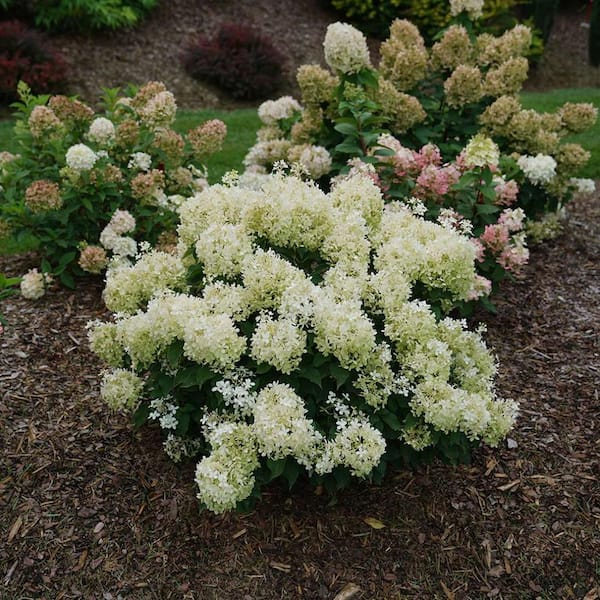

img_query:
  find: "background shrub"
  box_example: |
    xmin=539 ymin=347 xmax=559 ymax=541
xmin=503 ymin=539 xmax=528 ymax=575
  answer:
xmin=0 ymin=0 xmax=159 ymax=32
xmin=328 ymin=0 xmax=526 ymax=40
xmin=0 ymin=20 xmax=67 ymax=102
xmin=182 ymin=23 xmax=285 ymax=101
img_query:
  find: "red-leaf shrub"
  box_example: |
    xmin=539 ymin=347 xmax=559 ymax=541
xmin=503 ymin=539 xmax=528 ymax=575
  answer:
xmin=0 ymin=20 xmax=67 ymax=102
xmin=182 ymin=23 xmax=285 ymax=101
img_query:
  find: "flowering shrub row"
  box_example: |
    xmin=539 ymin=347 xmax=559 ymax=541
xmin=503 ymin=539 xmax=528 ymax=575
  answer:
xmin=242 ymin=12 xmax=597 ymax=308
xmin=89 ymin=171 xmax=517 ymax=513
xmin=0 ymin=81 xmax=226 ymax=288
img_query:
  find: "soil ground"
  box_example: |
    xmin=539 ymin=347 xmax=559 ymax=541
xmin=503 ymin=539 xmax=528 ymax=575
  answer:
xmin=1 ymin=194 xmax=599 ymax=599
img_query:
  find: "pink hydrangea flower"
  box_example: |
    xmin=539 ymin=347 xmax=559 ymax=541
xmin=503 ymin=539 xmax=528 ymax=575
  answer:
xmin=480 ymin=224 xmax=510 ymax=254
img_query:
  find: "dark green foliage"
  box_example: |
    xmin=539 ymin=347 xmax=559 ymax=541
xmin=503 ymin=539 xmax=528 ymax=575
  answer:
xmin=522 ymin=0 xmax=560 ymax=43
xmin=1 ymin=0 xmax=159 ymax=32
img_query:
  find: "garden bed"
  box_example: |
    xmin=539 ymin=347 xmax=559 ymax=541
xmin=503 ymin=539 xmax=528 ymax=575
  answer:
xmin=1 ymin=189 xmax=598 ymax=598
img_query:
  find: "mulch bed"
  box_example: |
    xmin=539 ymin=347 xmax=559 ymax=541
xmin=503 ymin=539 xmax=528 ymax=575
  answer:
xmin=1 ymin=189 xmax=599 ymax=599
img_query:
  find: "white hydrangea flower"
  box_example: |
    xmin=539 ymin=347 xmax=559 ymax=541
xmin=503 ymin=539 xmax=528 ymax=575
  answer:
xmin=257 ymin=96 xmax=302 ymax=125
xmin=100 ymin=368 xmax=143 ymax=411
xmin=66 ymin=144 xmax=97 ymax=171
xmin=87 ymin=117 xmax=115 ymax=145
xmin=250 ymin=313 xmax=307 ymax=374
xmin=195 ymin=421 xmax=258 ymax=513
xmin=463 ymin=134 xmax=500 ymax=168
xmin=297 ymin=145 xmax=332 ymax=179
xmin=107 ymin=209 xmax=136 ymax=235
xmin=128 ymin=152 xmax=152 ymax=171
xmin=517 ymin=154 xmax=557 ymax=185
xmin=569 ymin=177 xmax=595 ymax=196
xmin=450 ymin=0 xmax=484 ymax=20
xmin=20 ymin=268 xmax=52 ymax=300
xmin=323 ymin=22 xmax=371 ymax=74
xmin=252 ymin=383 xmax=322 ymax=467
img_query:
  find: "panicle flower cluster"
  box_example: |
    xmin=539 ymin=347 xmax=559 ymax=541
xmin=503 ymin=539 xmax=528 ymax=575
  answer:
xmin=463 ymin=134 xmax=500 ymax=168
xmin=91 ymin=170 xmax=516 ymax=513
xmin=431 ymin=25 xmax=474 ymax=71
xmin=297 ymin=65 xmax=339 ymax=106
xmin=28 ymin=105 xmax=62 ymax=139
xmin=517 ymin=154 xmax=557 ymax=186
xmin=450 ymin=0 xmax=484 ymax=19
xmin=24 ymin=180 xmax=62 ymax=212
xmin=78 ymin=245 xmax=109 ymax=274
xmin=49 ymin=95 xmax=94 ymax=125
xmin=87 ymin=117 xmax=116 ymax=145
xmin=558 ymin=103 xmax=598 ymax=134
xmin=444 ymin=65 xmax=483 ymax=108
xmin=323 ymin=22 xmax=371 ymax=74
xmin=380 ymin=20 xmax=428 ymax=91
xmin=66 ymin=144 xmax=98 ymax=172
xmin=100 ymin=368 xmax=144 ymax=411
xmin=188 ymin=120 xmax=227 ymax=159
xmin=138 ymin=90 xmax=177 ymax=129
xmin=20 ymin=268 xmax=52 ymax=300
xmin=258 ymin=96 xmax=302 ymax=124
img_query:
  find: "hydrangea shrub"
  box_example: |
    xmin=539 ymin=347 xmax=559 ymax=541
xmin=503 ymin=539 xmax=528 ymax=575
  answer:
xmin=89 ymin=172 xmax=517 ymax=514
xmin=0 ymin=81 xmax=227 ymax=288
xmin=243 ymin=15 xmax=597 ymax=305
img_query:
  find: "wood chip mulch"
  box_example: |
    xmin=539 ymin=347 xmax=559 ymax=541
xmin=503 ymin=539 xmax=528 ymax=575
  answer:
xmin=1 ymin=191 xmax=599 ymax=599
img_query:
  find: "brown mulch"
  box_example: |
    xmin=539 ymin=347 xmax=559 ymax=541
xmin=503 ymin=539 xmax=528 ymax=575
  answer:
xmin=1 ymin=190 xmax=599 ymax=599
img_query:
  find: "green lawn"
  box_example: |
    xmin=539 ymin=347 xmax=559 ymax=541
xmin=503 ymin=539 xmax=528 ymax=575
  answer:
xmin=521 ymin=88 xmax=600 ymax=179
xmin=1 ymin=89 xmax=598 ymax=178
xmin=0 ymin=108 xmax=261 ymax=184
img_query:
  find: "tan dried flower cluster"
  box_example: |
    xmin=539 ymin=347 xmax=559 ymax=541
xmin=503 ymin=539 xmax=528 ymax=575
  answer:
xmin=380 ymin=20 xmax=428 ymax=91
xmin=28 ymin=106 xmax=62 ymax=139
xmin=297 ymin=64 xmax=339 ymax=106
xmin=444 ymin=65 xmax=483 ymax=108
xmin=377 ymin=79 xmax=426 ymax=133
xmin=79 ymin=245 xmax=109 ymax=274
xmin=483 ymin=57 xmax=528 ymax=97
xmin=130 ymin=169 xmax=166 ymax=202
xmin=49 ymin=95 xmax=94 ymax=125
xmin=155 ymin=129 xmax=185 ymax=164
xmin=24 ymin=180 xmax=62 ymax=212
xmin=188 ymin=120 xmax=228 ymax=159
xmin=431 ymin=26 xmax=474 ymax=71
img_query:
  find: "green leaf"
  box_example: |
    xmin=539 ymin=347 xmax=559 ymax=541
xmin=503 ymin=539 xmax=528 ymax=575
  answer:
xmin=133 ymin=403 xmax=150 ymax=429
xmin=174 ymin=365 xmax=214 ymax=389
xmin=283 ymin=460 xmax=301 ymax=489
xmin=166 ymin=340 xmax=184 ymax=369
xmin=59 ymin=271 xmax=75 ymax=289
xmin=300 ymin=367 xmax=322 ymax=388
xmin=330 ymin=364 xmax=351 ymax=389
xmin=266 ymin=458 xmax=286 ymax=482
xmin=380 ymin=410 xmax=402 ymax=431
xmin=333 ymin=122 xmax=358 ymax=136
xmin=176 ymin=411 xmax=191 ymax=436
xmin=334 ymin=141 xmax=363 ymax=155
xmin=476 ymin=203 xmax=500 ymax=215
